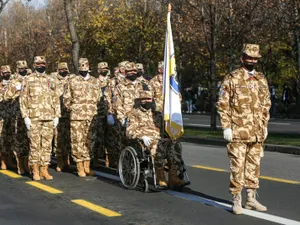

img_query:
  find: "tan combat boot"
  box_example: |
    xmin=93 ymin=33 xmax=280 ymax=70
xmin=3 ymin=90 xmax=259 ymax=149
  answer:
xmin=232 ymin=193 xmax=243 ymax=215
xmin=156 ymin=167 xmax=168 ymax=189
xmin=76 ymin=162 xmax=86 ymax=177
xmin=0 ymin=156 xmax=7 ymax=170
xmin=83 ymin=161 xmax=96 ymax=176
xmin=30 ymin=164 xmax=40 ymax=181
xmin=56 ymin=157 xmax=64 ymax=172
xmin=16 ymin=156 xmax=25 ymax=175
xmin=39 ymin=166 xmax=53 ymax=180
xmin=168 ymin=167 xmax=185 ymax=189
xmin=245 ymin=189 xmax=267 ymax=212
xmin=23 ymin=157 xmax=30 ymax=174
xmin=6 ymin=152 xmax=17 ymax=169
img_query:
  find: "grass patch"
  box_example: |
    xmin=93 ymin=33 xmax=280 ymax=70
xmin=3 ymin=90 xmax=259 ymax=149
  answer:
xmin=183 ymin=128 xmax=300 ymax=146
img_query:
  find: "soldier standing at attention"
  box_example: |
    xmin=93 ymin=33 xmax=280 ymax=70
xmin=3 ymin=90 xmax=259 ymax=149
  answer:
xmin=63 ymin=58 xmax=101 ymax=177
xmin=20 ymin=56 xmax=61 ymax=181
xmin=217 ymin=44 xmax=271 ymax=215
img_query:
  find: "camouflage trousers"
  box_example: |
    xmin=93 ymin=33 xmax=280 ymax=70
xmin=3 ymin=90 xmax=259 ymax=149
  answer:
xmin=93 ymin=116 xmax=107 ymax=160
xmin=155 ymin=139 xmax=182 ymax=169
xmin=1 ymin=117 xmax=16 ymax=156
xmin=53 ymin=118 xmax=71 ymax=159
xmin=70 ymin=120 xmax=94 ymax=163
xmin=105 ymin=122 xmax=125 ymax=168
xmin=227 ymin=142 xmax=262 ymax=194
xmin=14 ymin=117 xmax=29 ymax=157
xmin=28 ymin=121 xmax=54 ymax=166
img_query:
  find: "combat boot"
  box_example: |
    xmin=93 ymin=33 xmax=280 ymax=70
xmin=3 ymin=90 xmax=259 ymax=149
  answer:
xmin=6 ymin=152 xmax=16 ymax=169
xmin=23 ymin=157 xmax=30 ymax=174
xmin=83 ymin=161 xmax=96 ymax=176
xmin=0 ymin=156 xmax=7 ymax=170
xmin=56 ymin=157 xmax=64 ymax=172
xmin=30 ymin=164 xmax=40 ymax=181
xmin=168 ymin=167 xmax=185 ymax=189
xmin=245 ymin=189 xmax=267 ymax=212
xmin=156 ymin=167 xmax=168 ymax=189
xmin=232 ymin=193 xmax=243 ymax=215
xmin=16 ymin=156 xmax=25 ymax=175
xmin=76 ymin=162 xmax=86 ymax=177
xmin=39 ymin=166 xmax=53 ymax=180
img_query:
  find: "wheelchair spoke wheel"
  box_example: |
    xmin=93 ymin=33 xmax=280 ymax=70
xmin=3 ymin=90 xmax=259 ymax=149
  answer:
xmin=119 ymin=146 xmax=140 ymax=189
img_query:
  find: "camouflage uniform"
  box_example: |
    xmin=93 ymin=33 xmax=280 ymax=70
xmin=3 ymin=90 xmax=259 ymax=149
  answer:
xmin=0 ymin=65 xmax=17 ymax=170
xmin=4 ymin=61 xmax=30 ymax=174
xmin=52 ymin=62 xmax=72 ymax=172
xmin=217 ymin=44 xmax=271 ymax=214
xmin=20 ymin=56 xmax=61 ymax=180
xmin=63 ymin=58 xmax=101 ymax=177
xmin=93 ymin=62 xmax=110 ymax=166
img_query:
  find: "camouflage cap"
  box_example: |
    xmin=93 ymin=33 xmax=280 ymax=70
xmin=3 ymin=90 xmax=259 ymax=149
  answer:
xmin=34 ymin=56 xmax=46 ymax=64
xmin=136 ymin=63 xmax=144 ymax=70
xmin=139 ymin=90 xmax=153 ymax=99
xmin=16 ymin=60 xmax=28 ymax=69
xmin=1 ymin=65 xmax=11 ymax=73
xmin=57 ymin=62 xmax=69 ymax=70
xmin=79 ymin=58 xmax=89 ymax=71
xmin=242 ymin=43 xmax=262 ymax=58
xmin=98 ymin=62 xmax=109 ymax=69
xmin=158 ymin=61 xmax=164 ymax=69
xmin=118 ymin=61 xmax=129 ymax=68
xmin=125 ymin=62 xmax=137 ymax=72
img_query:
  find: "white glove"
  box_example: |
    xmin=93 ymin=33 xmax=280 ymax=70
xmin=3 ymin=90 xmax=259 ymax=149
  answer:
xmin=141 ymin=136 xmax=153 ymax=147
xmin=24 ymin=117 xmax=31 ymax=130
xmin=223 ymin=128 xmax=233 ymax=142
xmin=53 ymin=117 xmax=59 ymax=128
xmin=15 ymin=84 xmax=22 ymax=91
xmin=107 ymin=114 xmax=115 ymax=125
xmin=264 ymin=128 xmax=268 ymax=140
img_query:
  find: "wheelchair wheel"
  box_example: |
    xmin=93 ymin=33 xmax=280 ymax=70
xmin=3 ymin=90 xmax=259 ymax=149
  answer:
xmin=119 ymin=146 xmax=140 ymax=189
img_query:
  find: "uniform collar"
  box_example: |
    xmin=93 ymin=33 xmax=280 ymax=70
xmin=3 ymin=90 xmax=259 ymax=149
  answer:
xmin=242 ymin=68 xmax=257 ymax=81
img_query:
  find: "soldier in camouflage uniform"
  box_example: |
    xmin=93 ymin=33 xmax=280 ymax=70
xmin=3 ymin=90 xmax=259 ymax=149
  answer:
xmin=149 ymin=61 xmax=185 ymax=189
xmin=0 ymin=65 xmax=17 ymax=170
xmin=20 ymin=56 xmax=61 ymax=181
xmin=52 ymin=62 xmax=72 ymax=172
xmin=217 ymin=44 xmax=271 ymax=215
xmin=93 ymin=62 xmax=110 ymax=167
xmin=63 ymin=58 xmax=101 ymax=177
xmin=4 ymin=61 xmax=30 ymax=175
xmin=105 ymin=61 xmax=128 ymax=168
xmin=136 ymin=63 xmax=148 ymax=84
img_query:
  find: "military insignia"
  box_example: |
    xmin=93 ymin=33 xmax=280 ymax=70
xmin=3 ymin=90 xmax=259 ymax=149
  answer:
xmin=218 ymin=85 xmax=226 ymax=97
xmin=48 ymin=82 xmax=55 ymax=90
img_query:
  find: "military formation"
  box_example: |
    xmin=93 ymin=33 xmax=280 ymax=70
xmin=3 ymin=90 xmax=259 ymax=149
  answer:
xmin=0 ymin=57 xmax=185 ymax=189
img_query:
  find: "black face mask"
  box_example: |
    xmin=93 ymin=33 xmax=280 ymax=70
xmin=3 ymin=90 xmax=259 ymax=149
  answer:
xmin=36 ymin=66 xmax=46 ymax=73
xmin=243 ymin=61 xmax=256 ymax=72
xmin=137 ymin=71 xmax=143 ymax=77
xmin=100 ymin=71 xmax=109 ymax=76
xmin=3 ymin=74 xmax=10 ymax=80
xmin=141 ymin=102 xmax=154 ymax=110
xmin=59 ymin=71 xmax=68 ymax=77
xmin=79 ymin=71 xmax=88 ymax=77
xmin=126 ymin=74 xmax=137 ymax=81
xmin=19 ymin=70 xmax=28 ymax=76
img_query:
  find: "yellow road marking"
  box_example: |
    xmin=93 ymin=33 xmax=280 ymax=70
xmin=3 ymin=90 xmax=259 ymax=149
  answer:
xmin=192 ymin=165 xmax=300 ymax=184
xmin=0 ymin=170 xmax=22 ymax=178
xmin=72 ymin=199 xmax=121 ymax=217
xmin=26 ymin=181 xmax=63 ymax=194
xmin=192 ymin=165 xmax=227 ymax=172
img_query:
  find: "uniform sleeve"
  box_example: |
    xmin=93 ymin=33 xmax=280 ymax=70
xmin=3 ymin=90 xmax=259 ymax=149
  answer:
xmin=150 ymin=80 xmax=163 ymax=113
xmin=126 ymin=111 xmax=140 ymax=139
xmin=19 ymin=78 xmax=29 ymax=118
xmin=4 ymin=80 xmax=19 ymax=101
xmin=63 ymin=79 xmax=72 ymax=112
xmin=54 ymin=79 xmax=61 ymax=118
xmin=114 ymin=85 xmax=126 ymax=124
xmin=261 ymin=78 xmax=271 ymax=128
xmin=216 ymin=75 xmax=232 ymax=129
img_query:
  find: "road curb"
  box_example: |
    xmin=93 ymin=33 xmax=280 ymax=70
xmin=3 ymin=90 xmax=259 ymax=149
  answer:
xmin=180 ymin=136 xmax=300 ymax=155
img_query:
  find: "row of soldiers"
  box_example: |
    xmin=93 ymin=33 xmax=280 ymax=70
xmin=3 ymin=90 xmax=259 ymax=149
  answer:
xmin=0 ymin=56 xmax=185 ymax=189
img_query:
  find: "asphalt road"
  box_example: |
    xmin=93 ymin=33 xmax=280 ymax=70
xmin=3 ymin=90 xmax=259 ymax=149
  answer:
xmin=0 ymin=142 xmax=299 ymax=225
xmin=183 ymin=114 xmax=300 ymax=134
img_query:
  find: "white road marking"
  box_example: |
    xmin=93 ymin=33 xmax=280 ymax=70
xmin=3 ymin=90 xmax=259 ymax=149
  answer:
xmin=269 ymin=122 xmax=291 ymax=126
xmin=185 ymin=123 xmax=222 ymax=128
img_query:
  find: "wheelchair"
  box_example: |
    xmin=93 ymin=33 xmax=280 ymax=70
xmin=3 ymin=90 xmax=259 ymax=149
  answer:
xmin=118 ymin=139 xmax=190 ymax=192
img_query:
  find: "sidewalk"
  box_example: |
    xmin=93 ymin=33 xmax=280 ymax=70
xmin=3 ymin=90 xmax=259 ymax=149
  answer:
xmin=180 ymin=136 xmax=300 ymax=155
